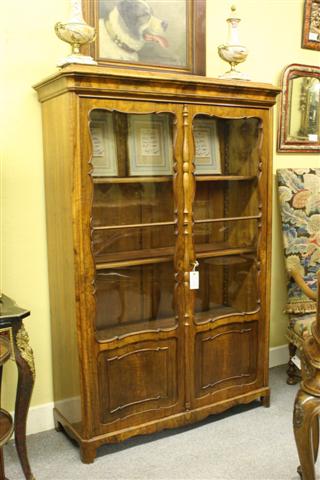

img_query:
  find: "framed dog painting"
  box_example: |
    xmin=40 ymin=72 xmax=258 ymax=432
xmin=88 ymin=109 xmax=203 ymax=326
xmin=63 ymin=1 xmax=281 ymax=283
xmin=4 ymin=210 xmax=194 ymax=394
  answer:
xmin=83 ymin=0 xmax=206 ymax=75
xmin=302 ymin=0 xmax=320 ymax=51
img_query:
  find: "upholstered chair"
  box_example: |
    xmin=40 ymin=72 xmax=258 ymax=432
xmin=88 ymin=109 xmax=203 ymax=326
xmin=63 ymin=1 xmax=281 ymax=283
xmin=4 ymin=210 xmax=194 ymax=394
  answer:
xmin=277 ymin=168 xmax=320 ymax=384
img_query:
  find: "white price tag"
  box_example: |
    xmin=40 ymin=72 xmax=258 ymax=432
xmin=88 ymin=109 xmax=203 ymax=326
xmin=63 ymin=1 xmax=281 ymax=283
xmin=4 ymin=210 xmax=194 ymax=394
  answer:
xmin=309 ymin=32 xmax=318 ymax=41
xmin=308 ymin=134 xmax=318 ymax=142
xmin=292 ymin=355 xmax=301 ymax=370
xmin=189 ymin=271 xmax=199 ymax=290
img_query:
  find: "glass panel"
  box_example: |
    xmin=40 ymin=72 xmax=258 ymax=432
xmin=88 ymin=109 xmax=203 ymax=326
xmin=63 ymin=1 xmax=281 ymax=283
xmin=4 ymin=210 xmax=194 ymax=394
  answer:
xmin=194 ymin=219 xmax=258 ymax=252
xmin=194 ymin=179 xmax=259 ymax=221
xmin=192 ymin=115 xmax=261 ymax=322
xmin=93 ymin=182 xmax=173 ymax=227
xmin=89 ymin=109 xmax=177 ymax=337
xmin=288 ymin=75 xmax=320 ymax=142
xmin=95 ymin=262 xmax=175 ymax=340
xmin=90 ymin=110 xmax=174 ymax=178
xmin=193 ymin=116 xmax=261 ymax=176
xmin=93 ymin=224 xmax=174 ymax=263
xmin=194 ymin=255 xmax=258 ymax=324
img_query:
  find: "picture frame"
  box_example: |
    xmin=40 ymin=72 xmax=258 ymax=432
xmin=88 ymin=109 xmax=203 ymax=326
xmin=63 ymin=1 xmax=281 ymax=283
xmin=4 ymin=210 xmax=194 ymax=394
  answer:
xmin=193 ymin=119 xmax=221 ymax=174
xmin=277 ymin=64 xmax=320 ymax=153
xmin=90 ymin=111 xmax=118 ymax=176
xmin=302 ymin=0 xmax=320 ymax=51
xmin=82 ymin=0 xmax=206 ymax=75
xmin=127 ymin=114 xmax=173 ymax=176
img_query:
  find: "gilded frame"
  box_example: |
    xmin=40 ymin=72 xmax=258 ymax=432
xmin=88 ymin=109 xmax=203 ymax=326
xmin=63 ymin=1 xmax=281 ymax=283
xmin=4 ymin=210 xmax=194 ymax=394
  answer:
xmin=277 ymin=63 xmax=320 ymax=153
xmin=302 ymin=0 xmax=320 ymax=51
xmin=83 ymin=0 xmax=206 ymax=75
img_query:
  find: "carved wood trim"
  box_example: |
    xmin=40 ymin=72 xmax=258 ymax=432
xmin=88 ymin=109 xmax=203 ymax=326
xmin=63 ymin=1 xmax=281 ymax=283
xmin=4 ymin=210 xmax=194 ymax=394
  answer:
xmin=105 ymin=346 xmax=170 ymax=415
xmin=202 ymin=328 xmax=252 ymax=343
xmin=108 ymin=346 xmax=168 ymax=362
xmin=202 ymin=373 xmax=251 ymax=391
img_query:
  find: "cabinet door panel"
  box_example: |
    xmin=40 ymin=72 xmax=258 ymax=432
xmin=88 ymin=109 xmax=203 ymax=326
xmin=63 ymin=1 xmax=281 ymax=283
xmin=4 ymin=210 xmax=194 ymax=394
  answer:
xmin=194 ymin=321 xmax=258 ymax=400
xmin=80 ymin=100 xmax=184 ymax=342
xmin=189 ymin=110 xmax=265 ymax=325
xmin=193 ymin=255 xmax=259 ymax=324
xmin=187 ymin=105 xmax=269 ymax=410
xmin=95 ymin=262 xmax=176 ymax=339
xmin=98 ymin=339 xmax=178 ymax=424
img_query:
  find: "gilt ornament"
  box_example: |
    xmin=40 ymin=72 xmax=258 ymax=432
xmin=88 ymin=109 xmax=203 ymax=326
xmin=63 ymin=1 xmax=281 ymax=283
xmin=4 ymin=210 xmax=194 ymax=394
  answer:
xmin=218 ymin=5 xmax=250 ymax=81
xmin=55 ymin=0 xmax=97 ymax=67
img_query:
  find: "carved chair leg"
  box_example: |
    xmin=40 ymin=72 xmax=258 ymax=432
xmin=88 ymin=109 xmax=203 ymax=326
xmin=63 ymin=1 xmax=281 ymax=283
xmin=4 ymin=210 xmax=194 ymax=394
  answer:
xmin=287 ymin=342 xmax=300 ymax=385
xmin=293 ymin=390 xmax=320 ymax=480
xmin=0 ymin=447 xmax=7 ymax=480
xmin=13 ymin=323 xmax=35 ymax=480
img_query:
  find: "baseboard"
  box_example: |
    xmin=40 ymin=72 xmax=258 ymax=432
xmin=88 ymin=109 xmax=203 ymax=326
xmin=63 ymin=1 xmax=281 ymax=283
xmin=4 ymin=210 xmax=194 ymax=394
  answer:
xmin=269 ymin=344 xmax=288 ymax=368
xmin=17 ymin=345 xmax=288 ymax=436
xmin=10 ymin=402 xmax=55 ymax=436
xmin=26 ymin=402 xmax=55 ymax=435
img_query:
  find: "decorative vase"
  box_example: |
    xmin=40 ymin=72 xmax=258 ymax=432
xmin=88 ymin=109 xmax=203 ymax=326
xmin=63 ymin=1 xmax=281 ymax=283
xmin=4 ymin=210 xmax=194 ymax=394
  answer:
xmin=55 ymin=0 xmax=97 ymax=67
xmin=218 ymin=5 xmax=250 ymax=81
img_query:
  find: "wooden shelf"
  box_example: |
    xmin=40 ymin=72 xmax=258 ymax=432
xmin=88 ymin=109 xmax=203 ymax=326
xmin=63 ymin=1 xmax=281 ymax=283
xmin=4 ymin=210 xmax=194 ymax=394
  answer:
xmin=96 ymin=316 xmax=177 ymax=342
xmin=92 ymin=217 xmax=261 ymax=232
xmin=194 ymin=305 xmax=240 ymax=324
xmin=93 ymin=220 xmax=174 ymax=231
xmin=95 ymin=244 xmax=256 ymax=269
xmin=96 ymin=305 xmax=248 ymax=342
xmin=93 ymin=175 xmax=257 ymax=185
xmin=93 ymin=216 xmax=259 ymax=232
xmin=96 ymin=246 xmax=174 ymax=269
xmin=194 ymin=214 xmax=260 ymax=224
xmin=197 ymin=247 xmax=256 ymax=260
xmin=0 ymin=409 xmax=13 ymax=446
xmin=93 ymin=176 xmax=172 ymax=184
xmin=195 ymin=175 xmax=257 ymax=182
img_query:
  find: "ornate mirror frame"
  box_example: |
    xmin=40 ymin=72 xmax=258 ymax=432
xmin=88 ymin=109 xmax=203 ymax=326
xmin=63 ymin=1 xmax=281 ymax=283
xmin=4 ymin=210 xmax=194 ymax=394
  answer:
xmin=278 ymin=63 xmax=320 ymax=153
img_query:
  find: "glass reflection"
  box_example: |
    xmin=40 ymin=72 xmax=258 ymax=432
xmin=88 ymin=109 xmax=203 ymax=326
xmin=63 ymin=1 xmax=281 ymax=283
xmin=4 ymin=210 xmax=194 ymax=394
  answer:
xmin=289 ymin=76 xmax=320 ymax=141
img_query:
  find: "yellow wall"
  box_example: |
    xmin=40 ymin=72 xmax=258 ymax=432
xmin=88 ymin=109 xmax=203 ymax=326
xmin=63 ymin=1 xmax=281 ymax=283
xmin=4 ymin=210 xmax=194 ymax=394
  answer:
xmin=206 ymin=0 xmax=319 ymax=347
xmin=1 ymin=0 xmax=320 ymax=409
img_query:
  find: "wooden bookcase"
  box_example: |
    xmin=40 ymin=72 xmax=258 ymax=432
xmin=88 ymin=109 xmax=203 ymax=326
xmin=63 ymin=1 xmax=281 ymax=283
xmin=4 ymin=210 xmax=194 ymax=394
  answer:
xmin=34 ymin=66 xmax=280 ymax=463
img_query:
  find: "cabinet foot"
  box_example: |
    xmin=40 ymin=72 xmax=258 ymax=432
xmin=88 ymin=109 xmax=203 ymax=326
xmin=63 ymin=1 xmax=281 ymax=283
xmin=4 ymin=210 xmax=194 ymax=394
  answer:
xmin=54 ymin=418 xmax=63 ymax=433
xmin=80 ymin=444 xmax=97 ymax=464
xmin=261 ymin=392 xmax=270 ymax=408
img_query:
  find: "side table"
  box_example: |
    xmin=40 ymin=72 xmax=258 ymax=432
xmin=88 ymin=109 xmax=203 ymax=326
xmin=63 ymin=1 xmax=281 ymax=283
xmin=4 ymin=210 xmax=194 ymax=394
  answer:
xmin=0 ymin=295 xmax=35 ymax=480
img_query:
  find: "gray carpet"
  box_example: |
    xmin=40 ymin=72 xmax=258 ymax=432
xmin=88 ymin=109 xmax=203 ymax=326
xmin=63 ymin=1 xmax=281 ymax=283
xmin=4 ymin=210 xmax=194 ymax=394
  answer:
xmin=4 ymin=365 xmax=310 ymax=480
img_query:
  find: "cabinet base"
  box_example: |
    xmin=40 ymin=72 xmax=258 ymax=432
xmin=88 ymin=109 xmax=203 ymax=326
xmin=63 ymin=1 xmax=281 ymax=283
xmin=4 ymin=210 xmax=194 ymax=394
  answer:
xmin=53 ymin=387 xmax=270 ymax=463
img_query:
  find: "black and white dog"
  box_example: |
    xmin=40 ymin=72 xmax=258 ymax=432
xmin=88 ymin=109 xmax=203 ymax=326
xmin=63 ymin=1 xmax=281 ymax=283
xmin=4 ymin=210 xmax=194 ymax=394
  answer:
xmin=99 ymin=0 xmax=169 ymax=61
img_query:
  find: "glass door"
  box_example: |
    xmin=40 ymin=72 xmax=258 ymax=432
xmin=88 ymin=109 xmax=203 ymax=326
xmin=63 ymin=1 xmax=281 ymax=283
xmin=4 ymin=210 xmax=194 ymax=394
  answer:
xmin=189 ymin=109 xmax=266 ymax=403
xmin=192 ymin=113 xmax=262 ymax=322
xmin=88 ymin=108 xmax=180 ymax=341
